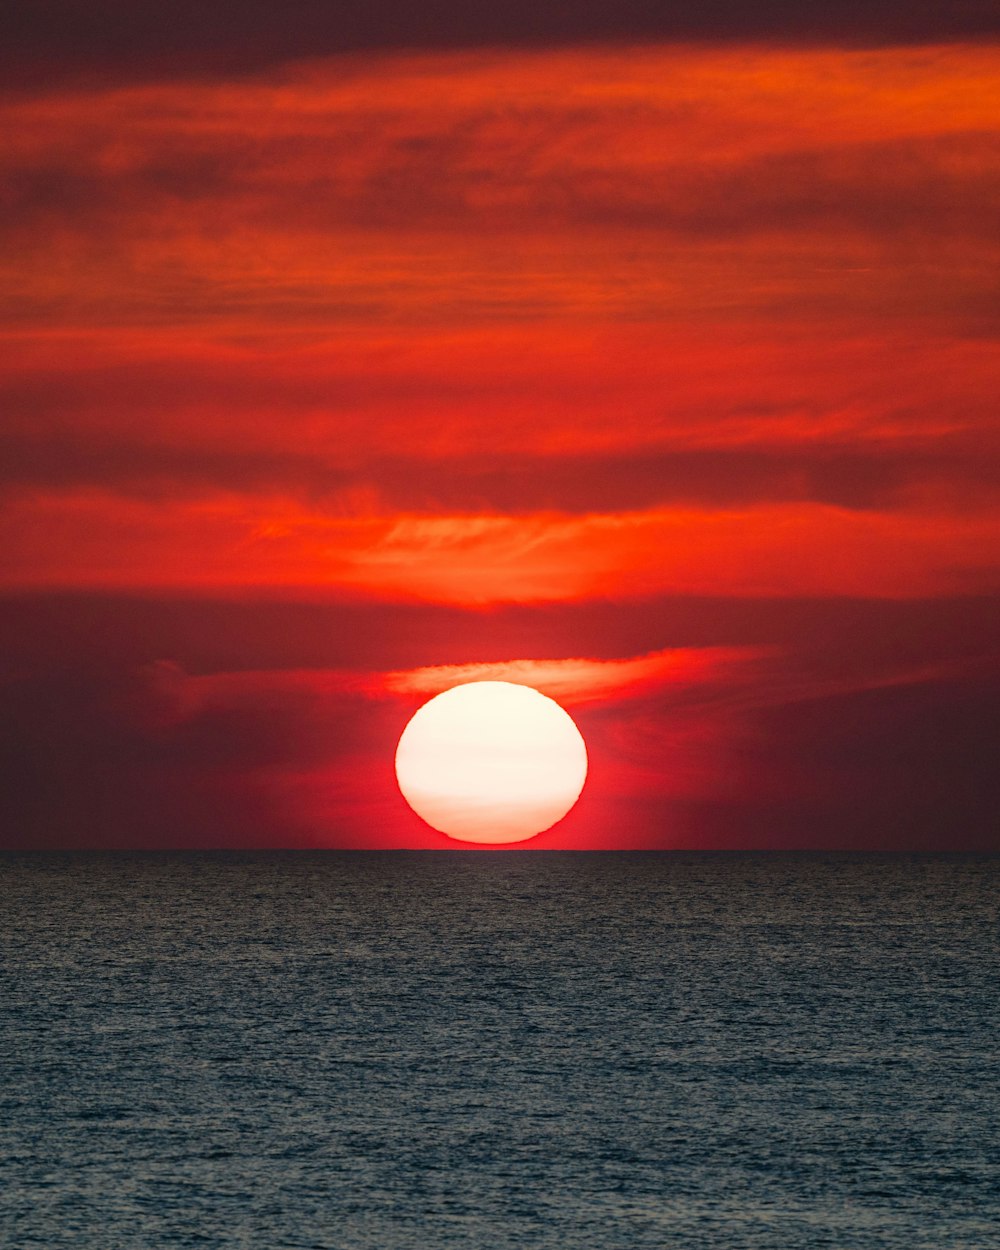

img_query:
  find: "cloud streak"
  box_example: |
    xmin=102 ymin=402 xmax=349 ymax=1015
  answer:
xmin=382 ymin=647 xmax=765 ymax=704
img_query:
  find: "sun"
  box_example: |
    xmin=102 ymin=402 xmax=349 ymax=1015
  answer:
xmin=395 ymin=680 xmax=588 ymax=844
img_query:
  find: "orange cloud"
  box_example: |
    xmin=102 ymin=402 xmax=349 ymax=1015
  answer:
xmin=2 ymin=489 xmax=998 ymax=601
xmin=2 ymin=43 xmax=997 ymax=327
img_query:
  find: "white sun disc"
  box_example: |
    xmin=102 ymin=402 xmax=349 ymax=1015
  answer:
xmin=395 ymin=680 xmax=588 ymax=844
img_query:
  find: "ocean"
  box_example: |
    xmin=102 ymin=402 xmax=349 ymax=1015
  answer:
xmin=1 ymin=852 xmax=998 ymax=1249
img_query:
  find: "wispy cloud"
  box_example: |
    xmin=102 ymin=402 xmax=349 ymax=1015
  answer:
xmin=3 ymin=490 xmax=999 ymax=600
xmin=382 ymin=647 xmax=764 ymax=703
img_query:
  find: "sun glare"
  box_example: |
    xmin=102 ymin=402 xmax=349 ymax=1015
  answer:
xmin=395 ymin=681 xmax=588 ymax=844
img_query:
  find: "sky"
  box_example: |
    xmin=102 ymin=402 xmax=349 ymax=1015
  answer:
xmin=1 ymin=1 xmax=998 ymax=850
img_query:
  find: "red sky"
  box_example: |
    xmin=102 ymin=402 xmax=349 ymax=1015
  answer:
xmin=1 ymin=6 xmax=998 ymax=849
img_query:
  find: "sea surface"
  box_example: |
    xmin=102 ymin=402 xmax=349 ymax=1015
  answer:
xmin=1 ymin=852 xmax=998 ymax=1249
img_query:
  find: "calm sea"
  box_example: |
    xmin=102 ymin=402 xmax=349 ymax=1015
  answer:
xmin=1 ymin=852 xmax=998 ymax=1249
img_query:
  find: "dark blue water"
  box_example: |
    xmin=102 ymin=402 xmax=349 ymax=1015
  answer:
xmin=1 ymin=853 xmax=998 ymax=1249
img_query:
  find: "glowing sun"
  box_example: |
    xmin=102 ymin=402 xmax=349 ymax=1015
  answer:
xmin=395 ymin=681 xmax=588 ymax=844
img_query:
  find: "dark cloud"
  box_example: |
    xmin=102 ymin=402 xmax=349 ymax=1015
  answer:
xmin=5 ymin=131 xmax=997 ymax=243
xmin=0 ymin=654 xmax=410 ymax=849
xmin=1 ymin=590 xmax=997 ymax=678
xmin=3 ymin=431 xmax=1000 ymax=514
xmin=6 ymin=2 xmax=999 ymax=89
xmin=693 ymin=672 xmax=1000 ymax=850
